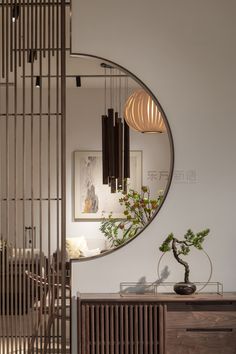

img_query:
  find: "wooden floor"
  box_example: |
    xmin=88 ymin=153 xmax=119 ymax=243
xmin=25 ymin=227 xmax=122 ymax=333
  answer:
xmin=0 ymin=312 xmax=70 ymax=353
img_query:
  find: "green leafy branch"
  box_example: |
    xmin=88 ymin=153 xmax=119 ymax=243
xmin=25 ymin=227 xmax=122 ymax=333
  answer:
xmin=100 ymin=186 xmax=163 ymax=248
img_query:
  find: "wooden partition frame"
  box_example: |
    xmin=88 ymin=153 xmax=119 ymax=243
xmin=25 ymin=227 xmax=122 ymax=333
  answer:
xmin=0 ymin=1 xmax=69 ymax=352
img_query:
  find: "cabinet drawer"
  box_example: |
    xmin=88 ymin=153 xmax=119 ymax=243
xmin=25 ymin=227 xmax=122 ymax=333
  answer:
xmin=166 ymin=310 xmax=236 ymax=329
xmin=166 ymin=328 xmax=236 ymax=354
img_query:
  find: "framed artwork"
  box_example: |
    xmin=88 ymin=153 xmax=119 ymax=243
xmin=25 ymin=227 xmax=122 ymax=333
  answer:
xmin=74 ymin=150 xmax=142 ymax=220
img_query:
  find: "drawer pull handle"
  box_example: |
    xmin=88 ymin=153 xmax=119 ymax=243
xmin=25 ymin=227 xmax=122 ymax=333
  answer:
xmin=186 ymin=328 xmax=233 ymax=333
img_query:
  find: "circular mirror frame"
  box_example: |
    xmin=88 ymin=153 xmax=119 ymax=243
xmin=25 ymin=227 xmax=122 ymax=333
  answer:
xmin=68 ymin=53 xmax=175 ymax=261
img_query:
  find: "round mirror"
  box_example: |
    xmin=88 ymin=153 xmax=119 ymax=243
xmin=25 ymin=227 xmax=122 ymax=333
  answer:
xmin=66 ymin=55 xmax=174 ymax=260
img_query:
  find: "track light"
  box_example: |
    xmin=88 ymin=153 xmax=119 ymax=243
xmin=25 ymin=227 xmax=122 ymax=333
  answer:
xmin=12 ymin=4 xmax=20 ymax=23
xmin=35 ymin=76 xmax=41 ymax=88
xmin=76 ymin=76 xmax=81 ymax=87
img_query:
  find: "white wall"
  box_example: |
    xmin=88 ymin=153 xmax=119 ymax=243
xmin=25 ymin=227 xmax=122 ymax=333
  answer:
xmin=70 ymin=0 xmax=236 ymax=295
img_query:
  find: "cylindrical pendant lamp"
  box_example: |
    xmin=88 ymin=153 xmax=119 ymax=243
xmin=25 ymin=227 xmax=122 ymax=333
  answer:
xmin=124 ymin=89 xmax=166 ymax=133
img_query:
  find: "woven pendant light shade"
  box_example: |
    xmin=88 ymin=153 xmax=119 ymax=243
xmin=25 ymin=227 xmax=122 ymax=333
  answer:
xmin=124 ymin=89 xmax=166 ymax=133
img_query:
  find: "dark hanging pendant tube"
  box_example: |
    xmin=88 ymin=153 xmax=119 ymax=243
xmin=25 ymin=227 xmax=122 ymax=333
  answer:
xmin=101 ymin=115 xmax=109 ymax=184
xmin=28 ymin=48 xmax=37 ymax=63
xmin=101 ymin=109 xmax=129 ymax=194
xmin=124 ymin=120 xmax=130 ymax=178
xmin=114 ymin=112 xmax=119 ymax=179
xmin=117 ymin=116 xmax=123 ymax=190
xmin=123 ymin=178 xmax=128 ymax=194
xmin=107 ymin=108 xmax=115 ymax=179
xmin=110 ymin=177 xmax=116 ymax=193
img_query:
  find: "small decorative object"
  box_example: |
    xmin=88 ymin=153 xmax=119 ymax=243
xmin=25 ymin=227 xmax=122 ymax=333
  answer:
xmin=100 ymin=186 xmax=163 ymax=247
xmin=159 ymin=228 xmax=210 ymax=295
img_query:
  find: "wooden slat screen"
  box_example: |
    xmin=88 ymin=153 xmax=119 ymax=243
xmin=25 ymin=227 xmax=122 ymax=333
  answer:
xmin=80 ymin=302 xmax=160 ymax=354
xmin=0 ymin=1 xmax=68 ymax=352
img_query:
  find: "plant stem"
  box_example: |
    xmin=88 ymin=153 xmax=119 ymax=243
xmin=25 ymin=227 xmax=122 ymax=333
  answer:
xmin=172 ymin=238 xmax=190 ymax=283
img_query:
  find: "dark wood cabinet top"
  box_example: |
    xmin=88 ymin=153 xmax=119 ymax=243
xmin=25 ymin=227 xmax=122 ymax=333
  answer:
xmin=77 ymin=292 xmax=236 ymax=303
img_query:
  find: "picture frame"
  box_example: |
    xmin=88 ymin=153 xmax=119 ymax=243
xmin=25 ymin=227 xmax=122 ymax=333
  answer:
xmin=74 ymin=150 xmax=142 ymax=220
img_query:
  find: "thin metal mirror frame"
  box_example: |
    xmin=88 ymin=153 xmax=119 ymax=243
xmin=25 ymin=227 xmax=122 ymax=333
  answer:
xmin=68 ymin=3 xmax=175 ymax=262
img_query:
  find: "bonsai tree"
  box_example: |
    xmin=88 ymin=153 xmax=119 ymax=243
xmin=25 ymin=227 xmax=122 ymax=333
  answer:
xmin=159 ymin=228 xmax=210 ymax=284
xmin=100 ymin=186 xmax=163 ymax=248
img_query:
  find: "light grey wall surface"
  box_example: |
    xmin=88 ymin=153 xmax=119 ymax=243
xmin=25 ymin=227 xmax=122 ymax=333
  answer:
xmin=70 ymin=1 xmax=236 ymax=351
xmin=70 ymin=0 xmax=236 ymax=292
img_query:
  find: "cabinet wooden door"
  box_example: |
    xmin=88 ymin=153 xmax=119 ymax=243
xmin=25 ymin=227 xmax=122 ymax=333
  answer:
xmin=165 ymin=302 xmax=236 ymax=354
xmin=166 ymin=328 xmax=236 ymax=354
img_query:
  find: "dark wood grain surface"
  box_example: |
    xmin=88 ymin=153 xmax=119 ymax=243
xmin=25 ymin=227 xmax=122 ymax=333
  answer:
xmin=77 ymin=293 xmax=236 ymax=354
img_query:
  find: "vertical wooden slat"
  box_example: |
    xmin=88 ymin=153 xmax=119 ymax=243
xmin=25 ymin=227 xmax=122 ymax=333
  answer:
xmin=47 ymin=0 xmax=52 ymax=350
xmin=52 ymin=0 xmax=55 ymax=56
xmin=56 ymin=0 xmax=61 ymax=351
xmin=34 ymin=252 xmax=40 ymax=353
xmin=35 ymin=0 xmax=38 ymax=61
xmin=129 ymin=305 xmax=134 ymax=354
xmin=159 ymin=305 xmax=164 ymax=354
xmin=77 ymin=297 xmax=81 ymax=354
xmin=30 ymin=0 xmax=36 ymax=350
xmin=18 ymin=0 xmax=22 ymax=66
xmin=5 ymin=1 xmax=10 ymax=352
xmin=60 ymin=0 xmax=67 ymax=351
xmin=21 ymin=0 xmax=26 ymax=349
xmin=91 ymin=305 xmax=95 ymax=354
xmin=43 ymin=0 xmax=46 ymax=57
xmin=11 ymin=7 xmax=18 ymax=350
xmin=139 ymin=305 xmax=143 ymax=354
xmin=18 ymin=248 xmax=23 ymax=353
xmin=144 ymin=305 xmax=148 ymax=354
xmin=2 ymin=1 xmax=5 ymax=78
xmin=38 ymin=0 xmax=44 ymax=352
xmin=96 ymin=305 xmax=100 ymax=354
xmin=105 ymin=304 xmax=109 ymax=354
xmin=101 ymin=304 xmax=105 ymax=354
xmin=120 ymin=304 xmax=124 ymax=354
xmin=86 ymin=305 xmax=90 ymax=354
xmin=0 ymin=29 xmax=3 ymax=348
xmin=81 ymin=305 xmax=86 ymax=354
xmin=115 ymin=305 xmax=119 ymax=354
xmin=149 ymin=305 xmax=153 ymax=354
xmin=134 ymin=305 xmax=139 ymax=354
xmin=26 ymin=0 xmax=29 ymax=55
xmin=153 ymin=306 xmax=158 ymax=354
xmin=10 ymin=0 xmax=13 ymax=72
xmin=110 ymin=305 xmax=114 ymax=354
xmin=124 ymin=305 xmax=129 ymax=354
xmin=26 ymin=251 xmax=31 ymax=352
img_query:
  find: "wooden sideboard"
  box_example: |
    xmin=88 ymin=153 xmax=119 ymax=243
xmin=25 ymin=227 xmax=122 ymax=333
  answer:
xmin=77 ymin=293 xmax=236 ymax=354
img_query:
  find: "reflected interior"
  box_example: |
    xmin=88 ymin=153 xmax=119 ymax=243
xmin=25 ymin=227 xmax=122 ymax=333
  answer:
xmin=66 ymin=55 xmax=173 ymax=259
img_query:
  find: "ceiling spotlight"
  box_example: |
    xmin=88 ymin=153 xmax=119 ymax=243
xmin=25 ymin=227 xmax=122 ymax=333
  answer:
xmin=76 ymin=76 xmax=81 ymax=87
xmin=35 ymin=76 xmax=41 ymax=88
xmin=100 ymin=62 xmax=113 ymax=69
xmin=12 ymin=4 xmax=20 ymax=23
